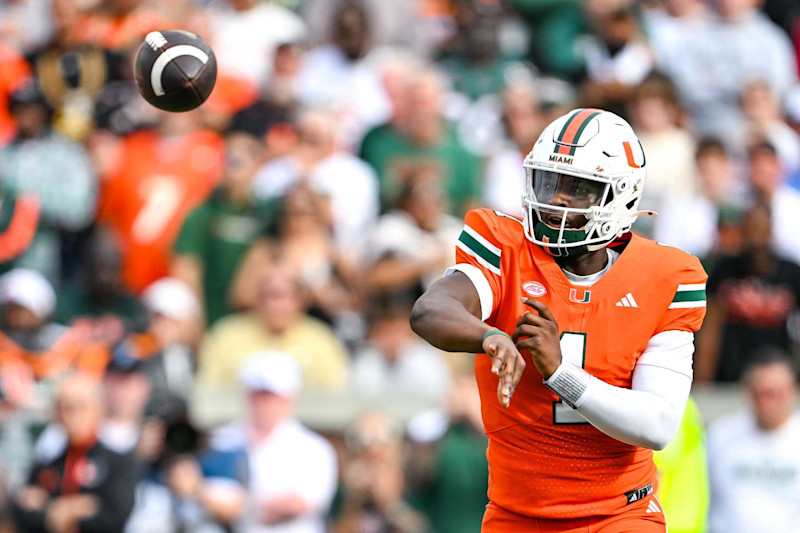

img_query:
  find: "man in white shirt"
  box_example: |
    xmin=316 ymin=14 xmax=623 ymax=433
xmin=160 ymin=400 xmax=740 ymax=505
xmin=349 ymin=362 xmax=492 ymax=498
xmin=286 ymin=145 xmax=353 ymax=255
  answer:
xmin=210 ymin=0 xmax=306 ymax=88
xmin=351 ymin=299 xmax=451 ymax=399
xmin=239 ymin=351 xmax=338 ymax=533
xmin=482 ymin=82 xmax=544 ymax=217
xmin=748 ymin=140 xmax=800 ymax=264
xmin=294 ymin=2 xmax=391 ymax=148
xmin=646 ymin=0 xmax=797 ymax=145
xmin=654 ymin=138 xmax=747 ymax=258
xmin=741 ymin=80 xmax=800 ymax=174
xmin=707 ymin=351 xmax=800 ymax=533
xmin=253 ymin=108 xmax=379 ymax=256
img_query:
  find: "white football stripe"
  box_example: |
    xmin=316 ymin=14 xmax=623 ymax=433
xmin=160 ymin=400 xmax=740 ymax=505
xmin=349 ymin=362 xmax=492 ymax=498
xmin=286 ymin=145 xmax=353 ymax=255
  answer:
xmin=150 ymin=44 xmax=209 ymax=96
xmin=668 ymin=300 xmax=707 ymax=309
xmin=626 ymin=292 xmax=638 ymax=307
xmin=620 ymin=296 xmax=630 ymax=307
xmin=145 ymin=31 xmax=167 ymax=51
xmin=677 ymin=283 xmax=706 ymax=291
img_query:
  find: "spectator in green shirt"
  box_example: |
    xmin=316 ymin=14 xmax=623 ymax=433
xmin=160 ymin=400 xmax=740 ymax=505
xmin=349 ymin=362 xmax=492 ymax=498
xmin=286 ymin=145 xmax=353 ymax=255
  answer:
xmin=509 ymin=0 xmax=588 ymax=81
xmin=406 ymin=367 xmax=489 ymax=533
xmin=438 ymin=0 xmax=535 ymax=102
xmin=359 ymin=67 xmax=483 ymax=215
xmin=172 ymin=132 xmax=278 ymax=325
xmin=56 ymin=228 xmax=146 ymax=333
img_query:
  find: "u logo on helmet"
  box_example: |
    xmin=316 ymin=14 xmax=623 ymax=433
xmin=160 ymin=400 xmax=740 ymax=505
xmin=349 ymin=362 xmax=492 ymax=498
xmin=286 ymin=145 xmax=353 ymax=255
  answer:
xmin=622 ymin=142 xmax=645 ymax=169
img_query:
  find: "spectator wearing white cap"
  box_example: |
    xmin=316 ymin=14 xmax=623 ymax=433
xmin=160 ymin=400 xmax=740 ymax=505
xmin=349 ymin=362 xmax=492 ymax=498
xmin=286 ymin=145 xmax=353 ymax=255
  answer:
xmin=0 ymin=268 xmax=109 ymax=383
xmin=0 ymin=268 xmax=58 ymax=346
xmin=238 ymin=351 xmax=338 ymax=533
xmin=0 ymin=269 xmax=106 ymax=493
xmin=112 ymin=277 xmax=203 ymax=423
xmin=0 ymin=268 xmax=59 ymax=492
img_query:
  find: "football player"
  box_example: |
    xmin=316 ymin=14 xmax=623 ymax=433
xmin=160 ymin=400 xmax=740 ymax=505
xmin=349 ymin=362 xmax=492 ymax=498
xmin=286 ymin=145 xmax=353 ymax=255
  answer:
xmin=410 ymin=108 xmax=707 ymax=532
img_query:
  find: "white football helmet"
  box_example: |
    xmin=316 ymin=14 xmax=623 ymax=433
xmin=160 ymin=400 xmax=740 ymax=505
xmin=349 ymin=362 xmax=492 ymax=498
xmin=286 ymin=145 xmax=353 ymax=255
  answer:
xmin=522 ymin=108 xmax=651 ymax=256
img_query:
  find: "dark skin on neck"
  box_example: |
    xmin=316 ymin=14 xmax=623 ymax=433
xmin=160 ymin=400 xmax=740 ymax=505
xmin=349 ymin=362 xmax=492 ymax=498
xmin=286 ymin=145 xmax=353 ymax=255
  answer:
xmin=542 ymin=208 xmax=609 ymax=277
xmin=554 ymin=248 xmax=609 ymax=277
xmin=540 ymin=175 xmax=612 ymax=276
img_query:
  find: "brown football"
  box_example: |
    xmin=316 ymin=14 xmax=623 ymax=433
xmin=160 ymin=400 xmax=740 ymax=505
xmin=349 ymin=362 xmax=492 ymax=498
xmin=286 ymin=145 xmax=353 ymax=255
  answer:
xmin=134 ymin=30 xmax=217 ymax=112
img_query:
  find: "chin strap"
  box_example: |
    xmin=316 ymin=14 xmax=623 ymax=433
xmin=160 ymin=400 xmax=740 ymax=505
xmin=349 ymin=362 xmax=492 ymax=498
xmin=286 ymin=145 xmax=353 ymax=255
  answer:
xmin=533 ymin=209 xmax=654 ymax=258
xmin=534 ymin=222 xmax=590 ymax=257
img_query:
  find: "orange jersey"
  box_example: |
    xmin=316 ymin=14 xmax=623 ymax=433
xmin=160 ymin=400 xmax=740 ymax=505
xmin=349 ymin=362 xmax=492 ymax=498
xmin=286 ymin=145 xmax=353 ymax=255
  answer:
xmin=98 ymin=129 xmax=223 ymax=292
xmin=455 ymin=209 xmax=707 ymax=519
xmin=64 ymin=10 xmax=173 ymax=50
xmin=0 ymin=43 xmax=31 ymax=146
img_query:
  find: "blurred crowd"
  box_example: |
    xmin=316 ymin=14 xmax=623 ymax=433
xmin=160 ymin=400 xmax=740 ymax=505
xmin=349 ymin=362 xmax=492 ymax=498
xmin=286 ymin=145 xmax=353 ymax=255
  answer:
xmin=0 ymin=0 xmax=799 ymax=531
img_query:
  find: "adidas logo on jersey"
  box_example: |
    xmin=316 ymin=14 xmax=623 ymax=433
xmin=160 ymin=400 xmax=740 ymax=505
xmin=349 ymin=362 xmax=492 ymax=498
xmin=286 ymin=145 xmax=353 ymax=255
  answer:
xmin=646 ymin=500 xmax=662 ymax=514
xmin=615 ymin=293 xmax=638 ymax=308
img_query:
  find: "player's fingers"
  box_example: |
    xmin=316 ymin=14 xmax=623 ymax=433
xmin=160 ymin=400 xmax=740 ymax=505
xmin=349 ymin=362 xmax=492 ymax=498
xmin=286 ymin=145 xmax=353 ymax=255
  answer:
xmin=522 ymin=298 xmax=558 ymax=324
xmin=515 ymin=311 xmax=551 ymax=328
xmin=497 ymin=350 xmax=516 ymax=407
xmin=514 ymin=337 xmax=539 ymax=354
xmin=516 ymin=311 xmax=533 ymax=327
xmin=500 ymin=353 xmax=515 ymax=394
xmin=490 ymin=348 xmax=506 ymax=376
xmin=512 ymin=322 xmax=546 ymax=343
xmin=485 ymin=341 xmax=497 ymax=357
xmin=510 ymin=353 xmax=526 ymax=389
xmin=496 ymin=379 xmax=509 ymax=407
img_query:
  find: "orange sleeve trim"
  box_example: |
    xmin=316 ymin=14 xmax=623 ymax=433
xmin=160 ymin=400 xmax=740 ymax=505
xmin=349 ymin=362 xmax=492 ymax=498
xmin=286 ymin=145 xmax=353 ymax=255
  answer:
xmin=0 ymin=195 xmax=40 ymax=262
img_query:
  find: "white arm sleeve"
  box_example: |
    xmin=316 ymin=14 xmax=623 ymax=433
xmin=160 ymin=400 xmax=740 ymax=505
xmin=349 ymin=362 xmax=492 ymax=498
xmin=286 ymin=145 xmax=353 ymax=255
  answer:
xmin=544 ymin=330 xmax=694 ymax=450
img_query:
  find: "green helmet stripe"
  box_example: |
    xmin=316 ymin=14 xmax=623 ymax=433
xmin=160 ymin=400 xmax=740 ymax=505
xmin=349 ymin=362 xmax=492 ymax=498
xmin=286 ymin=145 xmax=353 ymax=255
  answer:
xmin=554 ymin=109 xmax=584 ymax=153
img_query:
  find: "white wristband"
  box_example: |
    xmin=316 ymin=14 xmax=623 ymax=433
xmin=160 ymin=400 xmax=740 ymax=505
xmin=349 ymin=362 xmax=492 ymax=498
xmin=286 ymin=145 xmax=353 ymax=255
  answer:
xmin=544 ymin=361 xmax=592 ymax=408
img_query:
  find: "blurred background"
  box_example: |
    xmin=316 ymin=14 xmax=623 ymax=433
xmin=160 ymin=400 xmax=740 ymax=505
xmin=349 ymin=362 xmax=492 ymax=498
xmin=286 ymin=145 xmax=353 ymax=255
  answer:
xmin=0 ymin=0 xmax=799 ymax=531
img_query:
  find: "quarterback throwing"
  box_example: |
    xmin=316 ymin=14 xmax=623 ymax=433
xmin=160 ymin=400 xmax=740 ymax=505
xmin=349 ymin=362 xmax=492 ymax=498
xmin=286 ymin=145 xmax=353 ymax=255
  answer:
xmin=410 ymin=109 xmax=706 ymax=532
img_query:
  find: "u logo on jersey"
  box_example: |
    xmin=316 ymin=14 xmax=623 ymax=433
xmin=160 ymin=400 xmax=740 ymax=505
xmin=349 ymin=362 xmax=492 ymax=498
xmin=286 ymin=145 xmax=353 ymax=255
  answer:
xmin=569 ymin=288 xmax=591 ymax=304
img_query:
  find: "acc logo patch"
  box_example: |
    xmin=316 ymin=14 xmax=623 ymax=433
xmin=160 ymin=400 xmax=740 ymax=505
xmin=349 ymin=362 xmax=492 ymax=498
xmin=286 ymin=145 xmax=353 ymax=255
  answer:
xmin=522 ymin=281 xmax=547 ymax=297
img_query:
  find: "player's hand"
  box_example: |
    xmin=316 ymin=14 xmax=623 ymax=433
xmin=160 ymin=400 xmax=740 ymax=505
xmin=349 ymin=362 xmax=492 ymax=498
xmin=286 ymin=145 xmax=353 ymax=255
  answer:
xmin=513 ymin=299 xmax=562 ymax=380
xmin=482 ymin=332 xmax=526 ymax=408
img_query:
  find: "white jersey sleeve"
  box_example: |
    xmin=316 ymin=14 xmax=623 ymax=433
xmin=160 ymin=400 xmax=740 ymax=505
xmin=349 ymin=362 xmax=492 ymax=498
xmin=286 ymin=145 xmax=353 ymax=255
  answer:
xmin=545 ymin=330 xmax=694 ymax=449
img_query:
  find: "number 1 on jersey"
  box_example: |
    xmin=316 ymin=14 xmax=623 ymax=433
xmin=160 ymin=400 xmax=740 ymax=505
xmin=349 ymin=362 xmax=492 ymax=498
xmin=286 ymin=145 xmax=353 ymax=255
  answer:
xmin=553 ymin=332 xmax=589 ymax=425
